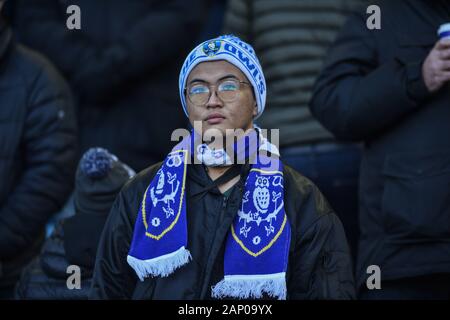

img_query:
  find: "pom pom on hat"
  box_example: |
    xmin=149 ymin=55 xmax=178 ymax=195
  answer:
xmin=74 ymin=147 xmax=134 ymax=217
xmin=80 ymin=148 xmax=115 ymax=179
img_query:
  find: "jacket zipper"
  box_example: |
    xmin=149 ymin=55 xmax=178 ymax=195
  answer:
xmin=321 ymin=252 xmax=330 ymax=299
xmin=198 ymin=193 xmax=229 ymax=299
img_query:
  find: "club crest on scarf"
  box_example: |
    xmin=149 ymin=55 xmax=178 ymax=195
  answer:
xmin=143 ymin=150 xmax=187 ymax=240
xmin=232 ymin=169 xmax=286 ymax=257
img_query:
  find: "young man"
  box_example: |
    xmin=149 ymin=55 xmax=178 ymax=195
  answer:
xmin=90 ymin=35 xmax=354 ymax=300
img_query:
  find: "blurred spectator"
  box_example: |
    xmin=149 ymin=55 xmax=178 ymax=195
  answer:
xmin=15 ymin=148 xmax=134 ymax=300
xmin=197 ymin=0 xmax=227 ymax=42
xmin=12 ymin=0 xmax=208 ymax=172
xmin=311 ymin=1 xmax=450 ymax=299
xmin=0 ymin=4 xmax=77 ymax=299
xmin=223 ymin=0 xmax=368 ymax=259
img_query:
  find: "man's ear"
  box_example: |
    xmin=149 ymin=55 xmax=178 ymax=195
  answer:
xmin=253 ymin=102 xmax=258 ymax=117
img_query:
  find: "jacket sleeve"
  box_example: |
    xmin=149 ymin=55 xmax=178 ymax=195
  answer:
xmin=89 ymin=188 xmax=139 ymax=299
xmin=14 ymin=0 xmax=207 ymax=103
xmin=286 ymin=177 xmax=355 ymax=300
xmin=290 ymin=213 xmax=356 ymax=299
xmin=0 ymin=61 xmax=77 ymax=259
xmin=310 ymin=9 xmax=432 ymax=141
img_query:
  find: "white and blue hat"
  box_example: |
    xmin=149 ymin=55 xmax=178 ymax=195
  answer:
xmin=179 ymin=35 xmax=266 ymax=120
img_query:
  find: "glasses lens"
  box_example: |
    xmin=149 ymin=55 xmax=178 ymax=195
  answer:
xmin=218 ymin=80 xmax=239 ymax=102
xmin=188 ymin=84 xmax=210 ymax=105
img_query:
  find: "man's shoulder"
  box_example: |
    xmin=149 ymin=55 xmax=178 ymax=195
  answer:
xmin=111 ymin=162 xmax=163 ymax=223
xmin=283 ymin=165 xmax=316 ymax=195
xmin=9 ymin=44 xmax=54 ymax=80
xmin=283 ymin=164 xmax=328 ymax=206
xmin=5 ymin=44 xmax=70 ymax=98
xmin=282 ymin=164 xmax=334 ymax=231
xmin=121 ymin=162 xmax=163 ymax=198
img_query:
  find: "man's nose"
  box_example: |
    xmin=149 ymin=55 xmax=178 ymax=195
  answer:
xmin=206 ymin=89 xmax=223 ymax=108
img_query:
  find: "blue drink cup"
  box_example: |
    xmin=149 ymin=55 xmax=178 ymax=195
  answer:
xmin=438 ymin=23 xmax=450 ymax=40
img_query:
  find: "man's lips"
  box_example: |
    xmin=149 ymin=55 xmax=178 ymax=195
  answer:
xmin=205 ymin=113 xmax=226 ymax=124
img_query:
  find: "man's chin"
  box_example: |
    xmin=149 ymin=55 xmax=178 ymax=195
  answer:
xmin=198 ymin=120 xmax=254 ymax=137
xmin=203 ymin=123 xmax=228 ymax=135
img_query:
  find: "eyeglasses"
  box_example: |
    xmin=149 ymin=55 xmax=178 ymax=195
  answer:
xmin=184 ymin=78 xmax=252 ymax=106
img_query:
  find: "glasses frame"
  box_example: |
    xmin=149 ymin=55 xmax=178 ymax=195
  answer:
xmin=184 ymin=78 xmax=253 ymax=106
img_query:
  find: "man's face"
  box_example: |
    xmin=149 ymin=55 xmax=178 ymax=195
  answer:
xmin=185 ymin=60 xmax=257 ymax=137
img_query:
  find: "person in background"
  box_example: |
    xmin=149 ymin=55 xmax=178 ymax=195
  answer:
xmin=222 ymin=0 xmax=369 ymax=259
xmin=0 ymin=0 xmax=77 ymax=299
xmin=311 ymin=0 xmax=450 ymax=299
xmin=15 ymin=148 xmax=134 ymax=300
xmin=12 ymin=0 xmax=208 ymax=172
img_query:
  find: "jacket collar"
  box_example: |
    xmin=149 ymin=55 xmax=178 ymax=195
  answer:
xmin=187 ymin=163 xmax=250 ymax=197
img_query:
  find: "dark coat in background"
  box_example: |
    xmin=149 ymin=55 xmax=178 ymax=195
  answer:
xmin=310 ymin=0 xmax=450 ymax=290
xmin=0 ymin=18 xmax=77 ymax=290
xmin=15 ymin=221 xmax=93 ymax=300
xmin=15 ymin=213 xmax=108 ymax=299
xmin=13 ymin=0 xmax=207 ymax=171
xmin=90 ymin=163 xmax=355 ymax=300
xmin=15 ymin=147 xmax=133 ymax=300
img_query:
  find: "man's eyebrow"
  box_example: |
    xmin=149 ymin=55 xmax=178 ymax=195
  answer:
xmin=188 ymin=74 xmax=239 ymax=84
xmin=218 ymin=74 xmax=239 ymax=81
xmin=188 ymin=78 xmax=207 ymax=84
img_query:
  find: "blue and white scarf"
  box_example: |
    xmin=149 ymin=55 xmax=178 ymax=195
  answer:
xmin=127 ymin=129 xmax=291 ymax=299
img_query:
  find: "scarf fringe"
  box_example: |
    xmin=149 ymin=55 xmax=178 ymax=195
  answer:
xmin=127 ymin=246 xmax=192 ymax=281
xmin=211 ymin=274 xmax=287 ymax=300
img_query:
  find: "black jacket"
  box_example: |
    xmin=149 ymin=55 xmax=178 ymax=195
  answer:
xmin=90 ymin=162 xmax=355 ymax=299
xmin=0 ymin=19 xmax=77 ymax=288
xmin=12 ymin=0 xmax=207 ymax=171
xmin=15 ymin=196 xmax=114 ymax=299
xmin=310 ymin=0 xmax=450 ymax=290
xmin=15 ymin=222 xmax=93 ymax=300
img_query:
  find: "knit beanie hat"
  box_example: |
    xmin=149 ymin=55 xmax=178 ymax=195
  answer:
xmin=179 ymin=34 xmax=266 ymax=120
xmin=63 ymin=148 xmax=135 ymax=268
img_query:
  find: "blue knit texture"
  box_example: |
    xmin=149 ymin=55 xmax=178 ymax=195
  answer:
xmin=80 ymin=148 xmax=114 ymax=178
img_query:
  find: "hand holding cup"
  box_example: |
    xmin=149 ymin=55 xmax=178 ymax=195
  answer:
xmin=422 ymin=24 xmax=450 ymax=92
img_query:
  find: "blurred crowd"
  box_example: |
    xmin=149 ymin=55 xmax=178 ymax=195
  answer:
xmin=0 ymin=0 xmax=449 ymax=300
